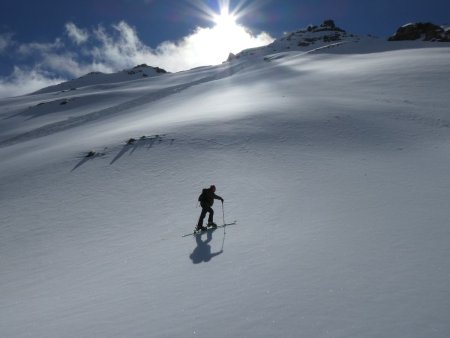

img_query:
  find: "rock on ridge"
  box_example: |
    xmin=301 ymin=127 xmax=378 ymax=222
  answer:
xmin=226 ymin=20 xmax=358 ymax=62
xmin=388 ymin=22 xmax=450 ymax=42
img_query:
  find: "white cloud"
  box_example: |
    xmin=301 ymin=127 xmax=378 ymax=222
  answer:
xmin=153 ymin=24 xmax=274 ymax=72
xmin=0 ymin=20 xmax=274 ymax=98
xmin=89 ymin=22 xmax=152 ymax=72
xmin=0 ymin=66 xmax=65 ymax=98
xmin=86 ymin=20 xmax=273 ymax=73
xmin=65 ymin=22 xmax=89 ymax=45
xmin=39 ymin=52 xmax=96 ymax=77
xmin=13 ymin=39 xmax=92 ymax=79
xmin=17 ymin=39 xmax=64 ymax=56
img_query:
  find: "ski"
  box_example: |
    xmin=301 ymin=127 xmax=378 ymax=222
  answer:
xmin=182 ymin=221 xmax=237 ymax=237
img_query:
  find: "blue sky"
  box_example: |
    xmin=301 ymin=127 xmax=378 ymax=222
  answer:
xmin=0 ymin=0 xmax=449 ymax=97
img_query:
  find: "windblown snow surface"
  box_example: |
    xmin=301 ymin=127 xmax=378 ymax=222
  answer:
xmin=1 ymin=37 xmax=450 ymax=338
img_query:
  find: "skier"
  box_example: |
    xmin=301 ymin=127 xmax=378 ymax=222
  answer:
xmin=196 ymin=185 xmax=224 ymax=232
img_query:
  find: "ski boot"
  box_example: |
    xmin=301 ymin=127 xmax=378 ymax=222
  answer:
xmin=195 ymin=225 xmax=207 ymax=233
xmin=207 ymin=222 xmax=217 ymax=229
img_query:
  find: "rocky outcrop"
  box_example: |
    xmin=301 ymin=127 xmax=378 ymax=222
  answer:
xmin=226 ymin=52 xmax=237 ymax=62
xmin=129 ymin=64 xmax=167 ymax=75
xmin=388 ymin=22 xmax=450 ymax=42
xmin=306 ymin=19 xmax=346 ymax=34
xmin=287 ymin=20 xmax=348 ymax=47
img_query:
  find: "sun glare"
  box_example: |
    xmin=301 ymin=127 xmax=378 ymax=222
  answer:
xmin=185 ymin=0 xmax=274 ymax=67
xmin=213 ymin=9 xmax=238 ymax=30
xmin=211 ymin=8 xmax=243 ymax=47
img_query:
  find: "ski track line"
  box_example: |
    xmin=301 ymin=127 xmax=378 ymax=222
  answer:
xmin=0 ymin=63 xmax=247 ymax=148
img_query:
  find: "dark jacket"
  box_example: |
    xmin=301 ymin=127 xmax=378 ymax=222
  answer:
xmin=198 ymin=188 xmax=223 ymax=208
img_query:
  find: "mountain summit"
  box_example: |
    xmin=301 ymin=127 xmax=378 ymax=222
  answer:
xmin=228 ymin=20 xmax=358 ymax=61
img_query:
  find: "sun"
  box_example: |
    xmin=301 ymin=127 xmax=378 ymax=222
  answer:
xmin=184 ymin=0 xmax=273 ymax=67
xmin=212 ymin=8 xmax=238 ymax=30
xmin=206 ymin=1 xmax=267 ymax=55
xmin=210 ymin=8 xmax=244 ymax=47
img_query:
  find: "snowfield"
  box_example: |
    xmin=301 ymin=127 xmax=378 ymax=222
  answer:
xmin=1 ymin=34 xmax=450 ymax=338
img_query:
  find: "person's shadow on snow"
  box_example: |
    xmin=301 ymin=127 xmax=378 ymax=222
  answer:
xmin=190 ymin=230 xmax=223 ymax=264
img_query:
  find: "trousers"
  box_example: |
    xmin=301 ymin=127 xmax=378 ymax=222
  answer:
xmin=197 ymin=206 xmax=214 ymax=227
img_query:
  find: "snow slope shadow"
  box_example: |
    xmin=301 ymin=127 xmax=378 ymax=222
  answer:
xmin=189 ymin=230 xmax=223 ymax=264
xmin=110 ymin=135 xmax=167 ymax=165
xmin=110 ymin=144 xmax=133 ymax=165
xmin=71 ymin=151 xmax=105 ymax=171
xmin=72 ymin=156 xmax=93 ymax=172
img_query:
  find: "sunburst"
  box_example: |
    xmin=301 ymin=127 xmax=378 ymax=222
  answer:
xmin=212 ymin=7 xmax=238 ymax=30
xmin=183 ymin=0 xmax=273 ymax=65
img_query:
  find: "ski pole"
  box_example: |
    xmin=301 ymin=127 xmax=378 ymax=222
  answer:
xmin=221 ymin=201 xmax=226 ymax=252
xmin=222 ymin=200 xmax=225 ymax=225
xmin=221 ymin=225 xmax=226 ymax=252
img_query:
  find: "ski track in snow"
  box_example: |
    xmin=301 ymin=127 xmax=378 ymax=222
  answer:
xmin=0 ymin=62 xmax=248 ymax=148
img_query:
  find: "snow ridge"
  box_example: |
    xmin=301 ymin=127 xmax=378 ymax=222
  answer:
xmin=33 ymin=64 xmax=168 ymax=95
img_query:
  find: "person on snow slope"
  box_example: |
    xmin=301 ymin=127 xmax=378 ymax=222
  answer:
xmin=196 ymin=185 xmax=224 ymax=232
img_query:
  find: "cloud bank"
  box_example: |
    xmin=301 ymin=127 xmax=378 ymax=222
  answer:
xmin=0 ymin=67 xmax=66 ymax=99
xmin=0 ymin=33 xmax=14 ymax=54
xmin=0 ymin=21 xmax=273 ymax=98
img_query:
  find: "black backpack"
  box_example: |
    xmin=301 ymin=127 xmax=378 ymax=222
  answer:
xmin=198 ymin=188 xmax=208 ymax=204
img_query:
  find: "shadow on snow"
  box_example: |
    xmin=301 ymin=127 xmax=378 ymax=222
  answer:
xmin=189 ymin=230 xmax=224 ymax=264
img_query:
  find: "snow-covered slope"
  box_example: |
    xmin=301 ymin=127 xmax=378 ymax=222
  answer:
xmin=33 ymin=64 xmax=168 ymax=95
xmin=1 ymin=29 xmax=450 ymax=338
